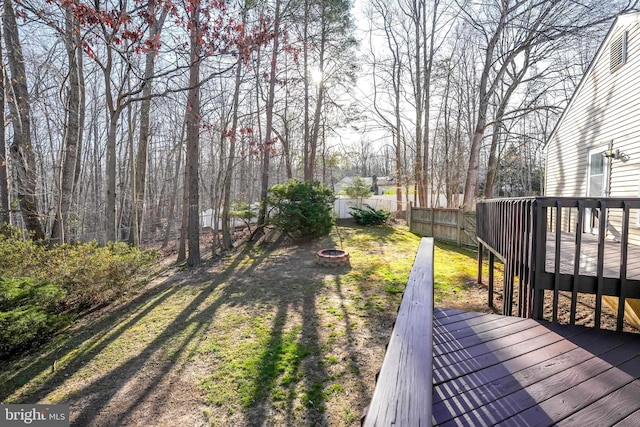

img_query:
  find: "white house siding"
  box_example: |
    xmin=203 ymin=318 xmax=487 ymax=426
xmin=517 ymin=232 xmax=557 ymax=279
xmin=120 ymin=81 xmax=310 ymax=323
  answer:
xmin=545 ymin=13 xmax=640 ymax=246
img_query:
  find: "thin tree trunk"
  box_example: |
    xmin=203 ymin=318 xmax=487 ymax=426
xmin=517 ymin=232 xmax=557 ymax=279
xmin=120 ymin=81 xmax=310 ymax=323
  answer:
xmin=105 ymin=114 xmax=119 ymax=241
xmin=185 ymin=2 xmax=202 ymax=266
xmin=51 ymin=8 xmax=84 ymax=243
xmin=0 ymin=33 xmax=10 ymax=230
xmin=257 ymin=0 xmax=281 ymax=230
xmin=422 ymin=0 xmax=438 ymax=208
xmin=412 ymin=0 xmax=423 ymax=208
xmin=221 ymin=2 xmax=248 ymax=250
xmin=303 ymin=0 xmax=310 ymax=181
xmin=131 ymin=2 xmax=167 ymax=245
xmin=3 ymin=0 xmax=44 ymax=240
xmin=308 ymin=15 xmax=326 ymax=182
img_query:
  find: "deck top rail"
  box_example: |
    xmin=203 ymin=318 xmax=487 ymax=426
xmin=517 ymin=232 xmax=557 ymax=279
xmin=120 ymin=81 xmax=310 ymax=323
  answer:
xmin=363 ymin=237 xmax=434 ymax=426
xmin=476 ymin=196 xmax=640 ymax=331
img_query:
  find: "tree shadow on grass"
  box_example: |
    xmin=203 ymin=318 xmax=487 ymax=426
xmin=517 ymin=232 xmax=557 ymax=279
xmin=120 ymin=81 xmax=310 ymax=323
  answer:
xmin=65 ymin=243 xmax=275 ymax=426
xmin=0 ymin=271 xmax=185 ymax=402
xmin=0 ymin=242 xmax=270 ymax=423
xmin=2 ymin=226 xmax=409 ymax=426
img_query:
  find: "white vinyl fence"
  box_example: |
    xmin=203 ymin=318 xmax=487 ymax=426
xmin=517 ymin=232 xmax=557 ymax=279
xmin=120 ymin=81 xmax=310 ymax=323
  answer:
xmin=334 ymin=196 xmax=403 ymax=219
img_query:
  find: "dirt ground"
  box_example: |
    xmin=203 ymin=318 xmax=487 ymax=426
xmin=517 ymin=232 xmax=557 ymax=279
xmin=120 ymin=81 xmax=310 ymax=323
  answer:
xmin=463 ymin=270 xmax=640 ymax=333
xmin=2 ymin=227 xmax=415 ymax=426
xmin=2 ymin=228 xmax=637 ymax=427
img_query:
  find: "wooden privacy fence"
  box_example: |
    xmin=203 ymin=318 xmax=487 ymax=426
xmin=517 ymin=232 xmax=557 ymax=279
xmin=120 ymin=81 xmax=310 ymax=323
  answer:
xmin=408 ymin=204 xmax=477 ymax=248
xmin=476 ymin=197 xmax=640 ymax=331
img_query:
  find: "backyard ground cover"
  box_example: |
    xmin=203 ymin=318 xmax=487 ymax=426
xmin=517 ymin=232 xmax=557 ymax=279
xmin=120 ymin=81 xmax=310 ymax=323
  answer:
xmin=0 ymin=221 xmax=489 ymax=426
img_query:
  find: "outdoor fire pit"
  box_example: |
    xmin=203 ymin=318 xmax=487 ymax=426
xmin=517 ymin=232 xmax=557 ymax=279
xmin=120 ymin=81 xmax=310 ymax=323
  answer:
xmin=316 ymin=249 xmax=350 ymax=267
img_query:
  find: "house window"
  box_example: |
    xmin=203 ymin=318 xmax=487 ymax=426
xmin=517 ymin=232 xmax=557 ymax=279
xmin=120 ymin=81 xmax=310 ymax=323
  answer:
xmin=610 ymin=31 xmax=627 ymax=72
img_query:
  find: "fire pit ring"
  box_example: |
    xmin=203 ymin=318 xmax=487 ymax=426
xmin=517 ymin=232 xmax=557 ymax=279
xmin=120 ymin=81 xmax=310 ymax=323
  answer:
xmin=316 ymin=249 xmax=350 ymax=267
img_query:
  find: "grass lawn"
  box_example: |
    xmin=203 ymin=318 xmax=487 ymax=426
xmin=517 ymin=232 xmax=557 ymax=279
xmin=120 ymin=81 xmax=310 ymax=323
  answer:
xmin=0 ymin=221 xmax=489 ymax=426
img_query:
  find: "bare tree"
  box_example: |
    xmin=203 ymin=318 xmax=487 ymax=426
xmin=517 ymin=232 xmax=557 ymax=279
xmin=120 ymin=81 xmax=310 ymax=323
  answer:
xmin=3 ymin=0 xmax=45 ymax=239
xmin=257 ymin=0 xmax=283 ymax=230
xmin=130 ymin=0 xmax=168 ymax=245
xmin=0 ymin=26 xmax=9 ymax=230
xmin=460 ymin=0 xmax=637 ymax=209
xmin=185 ymin=0 xmax=202 ymax=266
xmin=51 ymin=7 xmax=85 ymax=243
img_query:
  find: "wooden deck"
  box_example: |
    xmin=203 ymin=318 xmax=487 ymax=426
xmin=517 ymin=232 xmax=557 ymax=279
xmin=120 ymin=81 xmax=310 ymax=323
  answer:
xmin=545 ymin=231 xmax=640 ymax=280
xmin=433 ymin=307 xmax=640 ymax=426
xmin=364 ymin=237 xmax=640 ymax=426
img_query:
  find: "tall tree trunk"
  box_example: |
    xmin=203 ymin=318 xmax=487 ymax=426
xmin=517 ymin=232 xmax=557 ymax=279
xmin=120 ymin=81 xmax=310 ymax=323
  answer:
xmin=105 ymin=114 xmax=119 ymax=242
xmin=412 ymin=0 xmax=424 ymax=208
xmin=164 ymin=121 xmax=186 ymax=248
xmin=257 ymin=0 xmax=281 ymax=230
xmin=130 ymin=2 xmax=167 ymax=245
xmin=0 ymin=33 xmax=10 ymax=230
xmin=485 ymin=53 xmax=530 ymax=199
xmin=394 ymin=54 xmax=403 ymax=212
xmin=177 ymin=142 xmax=189 ymax=263
xmin=185 ymin=1 xmax=202 ymax=266
xmin=3 ymin=0 xmax=44 ymax=240
xmin=221 ymin=2 xmax=248 ymax=250
xmin=303 ymin=0 xmax=311 ymax=181
xmin=422 ymin=0 xmax=438 ymax=208
xmin=52 ymin=8 xmax=85 ymax=243
xmin=308 ymin=9 xmax=327 ymax=183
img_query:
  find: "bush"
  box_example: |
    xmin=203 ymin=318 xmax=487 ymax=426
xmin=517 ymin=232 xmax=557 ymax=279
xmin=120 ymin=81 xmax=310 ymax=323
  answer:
xmin=350 ymin=204 xmax=390 ymax=226
xmin=230 ymin=201 xmax=257 ymax=232
xmin=0 ymin=276 xmax=72 ymax=358
xmin=0 ymin=234 xmax=159 ymax=310
xmin=267 ymin=179 xmax=336 ymax=239
xmin=51 ymin=241 xmax=159 ymax=309
xmin=0 ymin=232 xmax=158 ymax=358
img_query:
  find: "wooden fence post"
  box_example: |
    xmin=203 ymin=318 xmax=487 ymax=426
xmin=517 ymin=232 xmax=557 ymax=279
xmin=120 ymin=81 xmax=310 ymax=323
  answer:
xmin=457 ymin=208 xmax=463 ymax=247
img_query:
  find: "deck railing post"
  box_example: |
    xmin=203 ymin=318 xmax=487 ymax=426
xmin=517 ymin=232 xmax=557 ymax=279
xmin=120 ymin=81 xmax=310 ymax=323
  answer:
xmin=571 ymin=201 xmax=584 ymax=325
xmin=617 ymin=201 xmax=630 ymax=331
xmin=489 ymin=251 xmax=495 ymax=308
xmin=477 ymin=242 xmax=484 ymax=285
xmin=595 ymin=201 xmax=607 ymax=329
xmin=553 ymin=200 xmax=563 ymax=323
xmin=532 ymin=198 xmax=546 ymax=319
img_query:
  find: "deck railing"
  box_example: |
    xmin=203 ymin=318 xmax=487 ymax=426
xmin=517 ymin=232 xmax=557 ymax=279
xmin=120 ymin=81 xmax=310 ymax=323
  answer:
xmin=363 ymin=238 xmax=434 ymax=426
xmin=476 ymin=197 xmax=640 ymax=331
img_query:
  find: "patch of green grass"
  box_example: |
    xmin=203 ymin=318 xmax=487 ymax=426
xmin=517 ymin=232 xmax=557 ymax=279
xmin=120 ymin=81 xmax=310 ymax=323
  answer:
xmin=325 ymin=307 xmax=344 ymax=319
xmin=324 ymin=355 xmax=339 ymax=365
xmin=301 ymin=381 xmax=325 ymax=411
xmin=202 ymin=315 xmax=312 ymax=410
xmin=324 ymin=383 xmax=344 ymax=397
xmin=344 ymin=407 xmax=357 ymax=424
xmin=433 ymin=242 xmax=486 ymax=303
xmin=384 ymin=283 xmax=405 ymax=295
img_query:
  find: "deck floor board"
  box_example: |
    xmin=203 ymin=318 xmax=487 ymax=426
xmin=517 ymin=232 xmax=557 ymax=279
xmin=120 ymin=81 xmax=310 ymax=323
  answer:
xmin=614 ymin=408 xmax=640 ymax=426
xmin=546 ymin=232 xmax=640 ymax=279
xmin=433 ymin=308 xmax=640 ymax=426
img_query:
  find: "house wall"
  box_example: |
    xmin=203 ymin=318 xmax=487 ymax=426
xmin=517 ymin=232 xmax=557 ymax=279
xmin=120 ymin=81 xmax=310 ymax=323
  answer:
xmin=545 ymin=14 xmax=640 ymax=245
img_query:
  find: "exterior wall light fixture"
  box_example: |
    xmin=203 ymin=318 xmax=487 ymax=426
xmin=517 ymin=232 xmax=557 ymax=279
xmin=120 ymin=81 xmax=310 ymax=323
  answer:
xmin=602 ymin=149 xmax=630 ymax=162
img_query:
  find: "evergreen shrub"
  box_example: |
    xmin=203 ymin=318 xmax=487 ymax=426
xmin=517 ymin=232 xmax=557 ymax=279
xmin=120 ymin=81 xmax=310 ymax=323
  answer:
xmin=349 ymin=204 xmax=390 ymax=226
xmin=267 ymin=179 xmax=336 ymax=239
